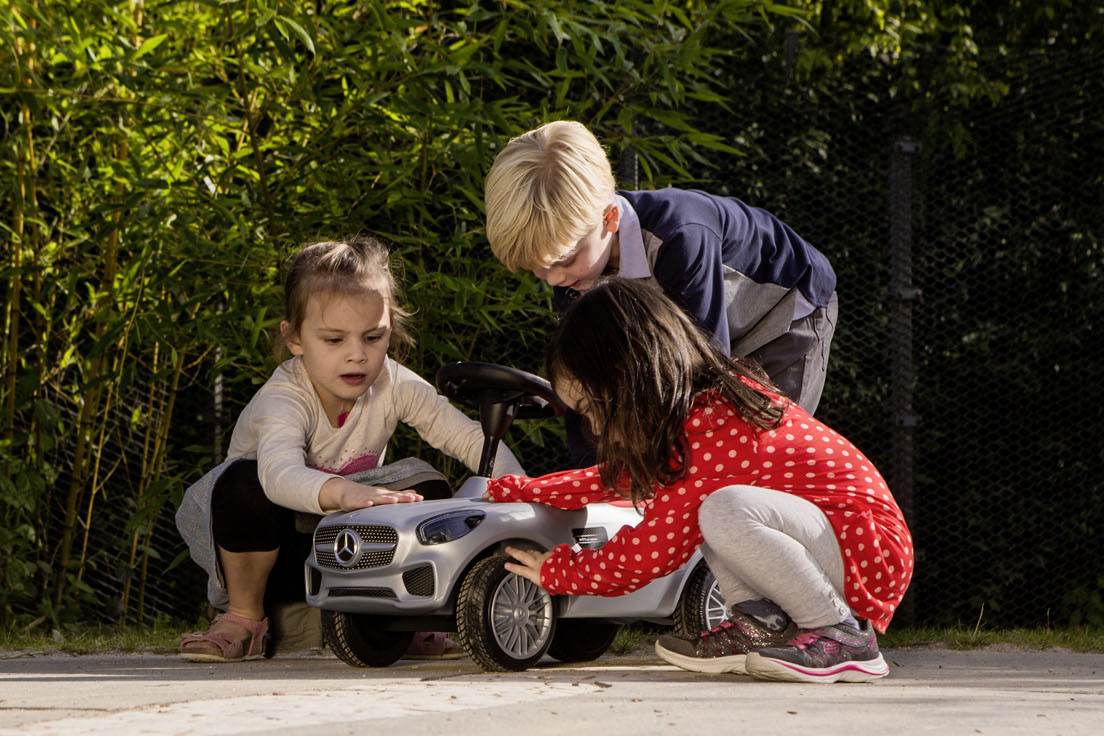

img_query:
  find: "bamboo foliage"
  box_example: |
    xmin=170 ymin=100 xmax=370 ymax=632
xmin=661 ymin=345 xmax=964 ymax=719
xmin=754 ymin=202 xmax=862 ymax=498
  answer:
xmin=4 ymin=0 xmax=1096 ymax=628
xmin=1 ymin=0 xmax=785 ymax=624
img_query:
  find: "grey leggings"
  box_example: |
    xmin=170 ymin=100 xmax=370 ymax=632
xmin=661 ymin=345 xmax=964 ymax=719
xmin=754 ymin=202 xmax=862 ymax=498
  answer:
xmin=698 ymin=485 xmax=851 ymax=630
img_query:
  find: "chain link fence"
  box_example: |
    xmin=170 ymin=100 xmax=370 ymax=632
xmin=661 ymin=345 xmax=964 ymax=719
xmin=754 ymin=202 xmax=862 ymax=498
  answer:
xmin=63 ymin=45 xmax=1102 ymax=629
xmin=46 ymin=383 xmax=211 ymax=625
xmin=685 ymin=45 xmax=1104 ymax=629
xmin=907 ymin=47 xmax=1104 ymax=628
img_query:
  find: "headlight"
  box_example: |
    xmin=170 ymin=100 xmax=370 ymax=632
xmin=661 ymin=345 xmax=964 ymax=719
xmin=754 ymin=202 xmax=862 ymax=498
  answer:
xmin=416 ymin=510 xmax=485 ymax=545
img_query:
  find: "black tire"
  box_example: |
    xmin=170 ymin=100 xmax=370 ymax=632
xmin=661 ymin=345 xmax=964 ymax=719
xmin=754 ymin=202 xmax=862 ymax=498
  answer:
xmin=547 ymin=620 xmax=621 ymax=663
xmin=321 ymin=610 xmax=414 ymax=667
xmin=456 ymin=555 xmax=556 ymax=672
xmin=673 ymin=560 xmax=728 ymax=636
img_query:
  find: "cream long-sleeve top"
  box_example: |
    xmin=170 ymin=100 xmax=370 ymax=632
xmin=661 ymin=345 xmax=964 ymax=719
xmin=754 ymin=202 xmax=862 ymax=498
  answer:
xmin=226 ymin=356 xmax=525 ymax=514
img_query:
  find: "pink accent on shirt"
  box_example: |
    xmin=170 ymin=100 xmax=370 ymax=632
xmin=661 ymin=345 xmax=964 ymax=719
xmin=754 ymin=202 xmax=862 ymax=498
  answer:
xmin=316 ymin=453 xmax=379 ymax=476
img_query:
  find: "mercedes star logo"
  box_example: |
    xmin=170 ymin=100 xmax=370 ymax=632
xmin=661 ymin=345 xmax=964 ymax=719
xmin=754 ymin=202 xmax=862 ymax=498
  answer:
xmin=333 ymin=529 xmax=361 ymax=567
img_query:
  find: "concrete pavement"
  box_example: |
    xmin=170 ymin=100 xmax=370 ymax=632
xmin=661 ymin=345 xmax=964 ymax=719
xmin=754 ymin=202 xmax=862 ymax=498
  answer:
xmin=1 ymin=644 xmax=1101 ymax=735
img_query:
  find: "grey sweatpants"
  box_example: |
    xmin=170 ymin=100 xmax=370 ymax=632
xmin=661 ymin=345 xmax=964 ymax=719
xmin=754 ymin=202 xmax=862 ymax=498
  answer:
xmin=748 ymin=292 xmax=838 ymax=416
xmin=698 ymin=484 xmax=851 ymax=630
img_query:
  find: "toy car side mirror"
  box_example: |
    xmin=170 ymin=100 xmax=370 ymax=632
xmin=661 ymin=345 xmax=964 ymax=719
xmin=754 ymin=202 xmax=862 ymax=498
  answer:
xmin=436 ymin=362 xmax=566 ymax=477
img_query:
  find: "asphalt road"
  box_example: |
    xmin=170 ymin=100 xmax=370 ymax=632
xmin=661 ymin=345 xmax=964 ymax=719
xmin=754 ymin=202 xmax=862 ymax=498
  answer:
xmin=1 ymin=644 xmax=1101 ymax=735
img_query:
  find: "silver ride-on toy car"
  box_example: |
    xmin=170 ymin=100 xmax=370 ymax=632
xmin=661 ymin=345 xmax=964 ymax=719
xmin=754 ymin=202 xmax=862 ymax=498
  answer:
xmin=305 ymin=361 xmax=725 ymax=671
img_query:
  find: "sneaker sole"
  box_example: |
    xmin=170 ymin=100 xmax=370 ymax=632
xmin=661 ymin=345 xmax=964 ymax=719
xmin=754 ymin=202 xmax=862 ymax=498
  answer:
xmin=654 ymin=642 xmax=748 ymax=675
xmin=745 ymin=652 xmax=889 ymax=683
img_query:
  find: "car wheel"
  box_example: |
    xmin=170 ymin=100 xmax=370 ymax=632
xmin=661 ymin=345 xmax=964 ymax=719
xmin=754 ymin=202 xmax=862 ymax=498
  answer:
xmin=673 ymin=560 xmax=727 ymax=636
xmin=321 ymin=610 xmax=414 ymax=667
xmin=456 ymin=555 xmax=555 ymax=671
xmin=547 ymin=620 xmax=621 ymax=663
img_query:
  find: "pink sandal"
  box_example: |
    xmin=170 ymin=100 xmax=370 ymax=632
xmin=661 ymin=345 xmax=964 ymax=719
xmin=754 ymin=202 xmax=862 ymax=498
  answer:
xmin=180 ymin=612 xmax=270 ymax=663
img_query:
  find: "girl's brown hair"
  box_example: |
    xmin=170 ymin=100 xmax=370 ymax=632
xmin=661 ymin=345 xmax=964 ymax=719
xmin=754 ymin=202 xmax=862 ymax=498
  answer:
xmin=278 ymin=235 xmax=413 ymax=358
xmin=545 ymin=278 xmax=785 ymax=505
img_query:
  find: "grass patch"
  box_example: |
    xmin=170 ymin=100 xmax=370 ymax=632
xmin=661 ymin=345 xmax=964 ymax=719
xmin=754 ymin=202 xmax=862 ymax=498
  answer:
xmin=879 ymin=626 xmax=1104 ymax=653
xmin=0 ymin=620 xmax=186 ymax=657
xmin=610 ymin=623 xmax=666 ymax=655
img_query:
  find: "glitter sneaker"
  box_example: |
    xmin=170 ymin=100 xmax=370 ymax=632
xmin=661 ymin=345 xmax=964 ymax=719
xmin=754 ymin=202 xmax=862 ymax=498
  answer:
xmin=655 ymin=609 xmax=796 ymax=674
xmin=745 ymin=619 xmax=889 ymax=683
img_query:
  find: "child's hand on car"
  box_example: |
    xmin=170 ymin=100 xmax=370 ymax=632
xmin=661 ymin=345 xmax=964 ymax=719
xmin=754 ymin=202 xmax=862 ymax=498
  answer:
xmin=503 ymin=546 xmax=553 ymax=587
xmin=319 ymin=477 xmax=423 ymax=513
xmin=482 ymin=474 xmax=526 ymax=502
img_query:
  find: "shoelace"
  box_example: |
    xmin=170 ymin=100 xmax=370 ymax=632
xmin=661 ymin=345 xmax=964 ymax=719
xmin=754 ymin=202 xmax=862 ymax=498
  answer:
xmin=788 ymin=631 xmax=825 ymax=650
xmin=700 ymin=619 xmax=736 ymax=638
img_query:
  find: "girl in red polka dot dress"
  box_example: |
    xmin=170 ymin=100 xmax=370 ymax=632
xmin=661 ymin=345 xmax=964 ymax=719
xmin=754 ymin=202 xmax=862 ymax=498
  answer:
xmin=487 ymin=278 xmax=913 ymax=683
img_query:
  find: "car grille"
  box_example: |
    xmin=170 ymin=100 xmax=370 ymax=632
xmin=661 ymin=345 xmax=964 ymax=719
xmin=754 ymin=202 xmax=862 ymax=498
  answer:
xmin=314 ymin=524 xmax=398 ymax=570
xmin=402 ymin=565 xmax=435 ymax=597
xmin=327 ymin=587 xmax=397 ymax=598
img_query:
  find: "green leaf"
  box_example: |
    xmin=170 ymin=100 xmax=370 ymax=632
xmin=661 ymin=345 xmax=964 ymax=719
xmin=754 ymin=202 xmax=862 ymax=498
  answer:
xmin=274 ymin=16 xmax=315 ymax=56
xmin=135 ymin=34 xmax=168 ymax=59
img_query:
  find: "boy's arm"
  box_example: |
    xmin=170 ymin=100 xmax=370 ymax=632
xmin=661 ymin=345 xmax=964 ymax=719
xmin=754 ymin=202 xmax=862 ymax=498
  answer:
xmin=650 ymin=224 xmax=731 ymax=356
xmin=485 ymin=466 xmax=618 ymax=509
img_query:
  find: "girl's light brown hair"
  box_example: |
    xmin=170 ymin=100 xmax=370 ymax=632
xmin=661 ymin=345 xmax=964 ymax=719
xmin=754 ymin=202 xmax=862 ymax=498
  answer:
xmin=545 ymin=278 xmax=785 ymax=505
xmin=277 ymin=236 xmax=413 ymax=359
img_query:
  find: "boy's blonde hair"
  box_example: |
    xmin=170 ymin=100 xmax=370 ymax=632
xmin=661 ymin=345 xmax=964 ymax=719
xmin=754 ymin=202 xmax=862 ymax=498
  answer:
xmin=484 ymin=120 xmax=616 ymax=272
xmin=278 ymin=235 xmax=413 ymax=359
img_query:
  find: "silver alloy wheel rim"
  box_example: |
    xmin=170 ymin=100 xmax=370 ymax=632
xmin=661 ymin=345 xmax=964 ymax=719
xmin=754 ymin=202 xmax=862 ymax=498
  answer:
xmin=490 ymin=572 xmax=554 ymax=659
xmin=704 ymin=574 xmax=728 ymax=629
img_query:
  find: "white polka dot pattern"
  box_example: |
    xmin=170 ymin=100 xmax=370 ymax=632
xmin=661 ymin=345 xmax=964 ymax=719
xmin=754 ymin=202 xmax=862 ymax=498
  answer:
xmin=485 ymin=387 xmax=914 ymax=632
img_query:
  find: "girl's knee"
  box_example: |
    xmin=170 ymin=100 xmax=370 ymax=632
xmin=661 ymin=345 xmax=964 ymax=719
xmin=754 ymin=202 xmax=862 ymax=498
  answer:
xmin=699 ymin=485 xmax=764 ymax=539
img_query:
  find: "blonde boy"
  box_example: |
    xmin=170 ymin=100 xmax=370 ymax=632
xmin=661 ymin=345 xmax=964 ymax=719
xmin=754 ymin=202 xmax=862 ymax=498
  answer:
xmin=485 ymin=121 xmax=838 ymax=466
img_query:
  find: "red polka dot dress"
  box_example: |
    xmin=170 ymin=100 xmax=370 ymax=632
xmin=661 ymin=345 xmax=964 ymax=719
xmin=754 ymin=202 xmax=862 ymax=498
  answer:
xmin=486 ymin=387 xmax=914 ymax=633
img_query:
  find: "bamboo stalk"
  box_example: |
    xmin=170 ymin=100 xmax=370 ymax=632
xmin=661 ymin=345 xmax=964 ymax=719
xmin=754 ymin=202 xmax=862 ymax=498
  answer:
xmin=225 ymin=3 xmax=274 ymax=227
xmin=4 ymin=25 xmax=33 ymax=436
xmin=120 ymin=340 xmax=160 ymax=623
xmin=75 ymin=377 xmax=121 ymax=585
xmin=4 ymin=140 xmax=24 ymax=435
xmin=136 ymin=513 xmax=156 ymax=623
xmin=136 ymin=302 xmax=191 ymax=622
xmin=121 ymin=529 xmax=141 ymax=626
xmin=134 ymin=364 xmax=163 ymax=621
xmin=5 ymin=10 xmax=41 ymax=620
xmin=53 ymin=205 xmax=120 ymax=608
xmin=88 ymin=2 xmax=155 ymax=618
xmin=55 ymin=0 xmax=147 ymax=605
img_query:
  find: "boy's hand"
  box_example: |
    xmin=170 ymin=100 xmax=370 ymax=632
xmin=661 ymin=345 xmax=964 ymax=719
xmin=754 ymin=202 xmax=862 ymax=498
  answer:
xmin=503 ymin=546 xmax=552 ymax=588
xmin=319 ymin=477 xmax=424 ymax=513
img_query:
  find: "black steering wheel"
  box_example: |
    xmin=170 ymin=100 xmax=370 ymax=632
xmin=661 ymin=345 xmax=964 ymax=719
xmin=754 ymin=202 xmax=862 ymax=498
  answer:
xmin=436 ymin=362 xmax=566 ymax=476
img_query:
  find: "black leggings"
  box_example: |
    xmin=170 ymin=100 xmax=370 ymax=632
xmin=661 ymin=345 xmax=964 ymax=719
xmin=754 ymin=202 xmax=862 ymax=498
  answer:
xmin=210 ymin=459 xmax=311 ymax=604
xmin=209 ymin=458 xmax=453 ymax=604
